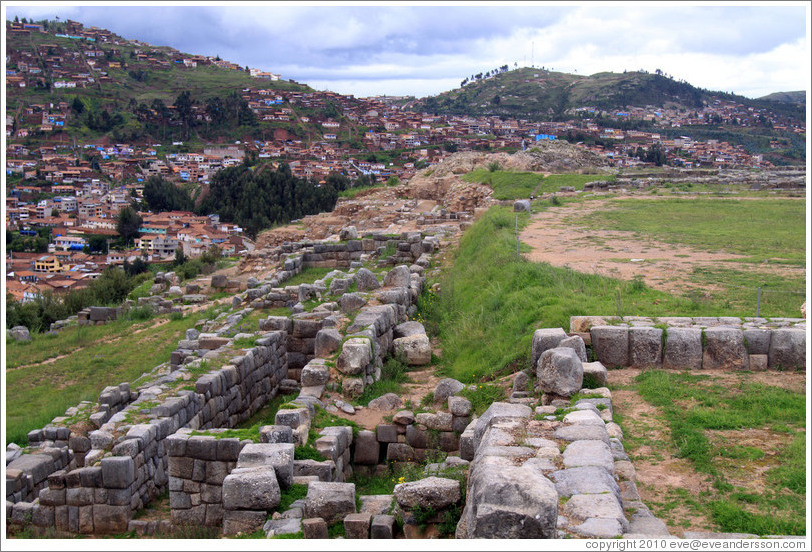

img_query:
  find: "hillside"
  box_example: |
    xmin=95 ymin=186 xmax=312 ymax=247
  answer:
xmin=5 ymin=22 xmax=311 ymax=108
xmin=5 ymin=20 xmax=321 ymax=145
xmin=411 ymin=67 xmax=805 ymax=123
xmin=757 ymin=90 xmax=806 ymax=105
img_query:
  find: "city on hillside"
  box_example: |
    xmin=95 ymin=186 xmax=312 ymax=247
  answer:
xmin=4 ymin=18 xmax=806 ymax=306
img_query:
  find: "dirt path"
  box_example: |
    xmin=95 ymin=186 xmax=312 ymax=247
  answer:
xmin=520 ymin=197 xmax=804 ymax=294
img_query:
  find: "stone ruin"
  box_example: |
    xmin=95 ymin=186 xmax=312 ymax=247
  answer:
xmin=6 ymin=224 xmax=807 ymax=539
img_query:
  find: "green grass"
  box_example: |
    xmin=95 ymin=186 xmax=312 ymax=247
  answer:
xmin=462 ymin=169 xmax=541 ymax=200
xmin=457 ymin=384 xmax=506 ymax=415
xmin=539 ymin=173 xmax=616 ymax=193
xmin=338 ymin=185 xmax=386 ymax=199
xmin=623 ymin=370 xmax=805 ymax=535
xmin=5 ymin=311 xmax=207 ymax=445
xmin=234 ymin=392 xmax=298 ymax=430
xmin=281 ymin=266 xmax=336 ymax=287
xmin=356 ymin=357 xmax=413 ymax=405
xmin=127 ymin=280 xmax=154 ymax=301
xmin=578 ymin=198 xmax=806 ymax=265
xmin=232 ymin=336 xmax=259 ymax=349
xmin=278 ymin=483 xmax=309 ymax=512
xmin=686 ymin=266 xmax=805 ymax=318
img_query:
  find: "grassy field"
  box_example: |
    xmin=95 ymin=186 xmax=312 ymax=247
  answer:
xmin=5 ymin=311 xmax=206 ymax=445
xmin=578 ymin=198 xmax=806 ymax=265
xmin=463 ymin=170 xmax=614 ymax=200
xmin=614 ymin=370 xmax=806 ymax=535
xmin=574 ymin=197 xmax=806 ymax=317
xmin=462 ymin=169 xmax=541 ymax=199
xmin=419 ymin=199 xmax=806 ymax=383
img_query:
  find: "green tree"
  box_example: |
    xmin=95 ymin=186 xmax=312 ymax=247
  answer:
xmin=115 ymin=206 xmax=142 ymax=245
xmin=71 ymin=96 xmax=85 ymax=115
xmin=174 ymin=91 xmax=195 ymax=139
xmin=173 ymin=247 xmax=187 ymax=267
xmin=143 ymin=176 xmax=192 ymax=212
xmin=86 ymin=234 xmax=109 ymax=254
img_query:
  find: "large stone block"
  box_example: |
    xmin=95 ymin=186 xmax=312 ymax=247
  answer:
xmin=663 ymin=327 xmax=703 ymax=370
xmin=301 ymin=361 xmax=330 ymax=387
xmin=7 ymin=454 xmax=55 ymax=485
xmin=344 ymin=512 xmax=372 ymax=539
xmin=394 ymin=477 xmax=460 ymax=510
xmin=293 ymin=459 xmax=336 ymax=482
xmin=549 ymin=466 xmax=621 ymax=500
xmin=394 ymin=321 xmax=425 ymax=339
xmin=562 ymin=440 xmax=614 ymax=472
xmin=465 ymin=463 xmax=558 ymax=538
xmin=768 ymin=328 xmax=806 ymax=370
xmin=353 ymin=430 xmax=380 ymax=465
xmin=236 ymin=443 xmax=294 ymax=489
xmin=304 ymin=482 xmax=356 ymax=525
xmin=433 ymin=378 xmax=464 ymax=402
xmin=370 ymin=514 xmax=396 ymax=539
xmin=101 ymin=456 xmax=134 ymax=489
xmin=559 ymin=335 xmax=588 ymax=362
xmin=259 ymin=425 xmax=294 ymax=444
xmin=629 ymin=326 xmax=663 ymax=368
xmin=383 ymin=266 xmax=411 ymax=288
xmin=302 ymin=517 xmax=329 ymax=538
xmin=393 ymin=334 xmax=431 ymax=366
xmin=743 ymin=328 xmax=771 ymax=355
xmin=415 ymin=412 xmax=453 ymax=432
xmin=473 ymin=402 xmax=532 ymax=449
xmin=314 ymin=328 xmax=341 ymax=358
xmin=337 ymin=338 xmax=372 ymax=375
xmin=222 ymin=509 xmax=267 ymax=535
xmin=537 ymin=347 xmax=583 ymax=397
xmin=92 ymin=504 xmax=129 ymax=534
xmin=702 ymin=327 xmax=748 ymax=370
xmin=356 ymin=268 xmax=381 ymax=291
xmin=590 ymin=326 xmax=629 ymax=368
xmin=222 ymin=468 xmax=281 ymax=511
xmin=385 ymin=443 xmax=416 ymax=463
xmin=531 ymin=328 xmax=568 ymax=368
xmin=563 ymin=493 xmax=627 ymax=529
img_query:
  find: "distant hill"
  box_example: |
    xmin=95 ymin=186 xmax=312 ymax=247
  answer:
xmin=757 ymin=91 xmax=805 ymax=105
xmin=5 ymin=19 xmax=317 ymax=145
xmin=411 ymin=67 xmax=804 ymax=123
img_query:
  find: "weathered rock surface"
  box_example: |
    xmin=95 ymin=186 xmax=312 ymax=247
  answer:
xmin=537 ymin=347 xmax=583 ymax=397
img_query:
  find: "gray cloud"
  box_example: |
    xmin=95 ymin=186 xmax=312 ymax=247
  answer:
xmin=4 ymin=3 xmax=807 ymax=97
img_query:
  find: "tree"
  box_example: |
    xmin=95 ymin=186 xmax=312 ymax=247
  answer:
xmin=115 ymin=205 xmax=142 ymax=245
xmin=173 ymin=247 xmax=187 ymax=267
xmin=645 ymin=143 xmax=667 ymax=166
xmin=71 ymin=96 xmax=85 ymax=115
xmin=143 ymin=176 xmax=192 ymax=212
xmin=174 ymin=91 xmax=195 ymax=139
xmin=87 ymin=234 xmax=109 ymax=254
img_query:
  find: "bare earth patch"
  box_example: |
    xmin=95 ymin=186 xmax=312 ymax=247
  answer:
xmin=608 ymin=368 xmax=806 ymax=536
xmin=520 ymin=197 xmax=803 ymax=294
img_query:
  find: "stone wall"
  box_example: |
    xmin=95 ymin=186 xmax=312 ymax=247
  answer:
xmin=566 ymin=316 xmax=805 ymax=371
xmin=253 ymin=231 xmax=438 ymax=272
xmin=165 ymin=429 xmax=247 ymax=527
xmin=77 ymin=306 xmax=122 ymax=326
xmin=456 ymin=396 xmax=669 ymax=539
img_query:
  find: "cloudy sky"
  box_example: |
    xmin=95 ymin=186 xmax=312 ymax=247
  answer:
xmin=4 ymin=2 xmax=809 ymax=99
